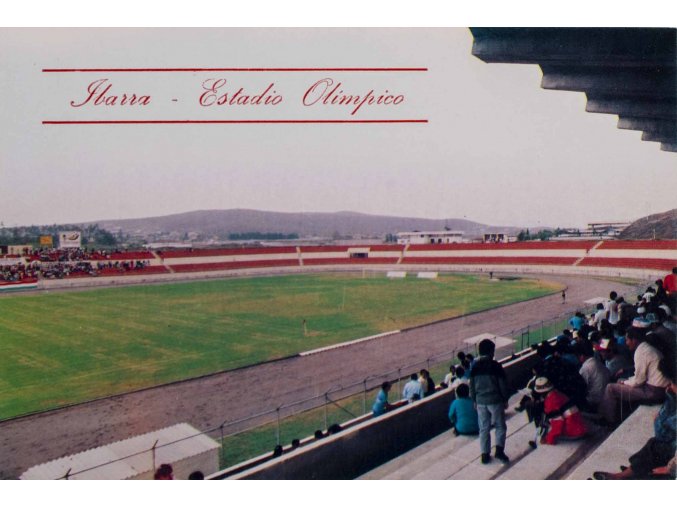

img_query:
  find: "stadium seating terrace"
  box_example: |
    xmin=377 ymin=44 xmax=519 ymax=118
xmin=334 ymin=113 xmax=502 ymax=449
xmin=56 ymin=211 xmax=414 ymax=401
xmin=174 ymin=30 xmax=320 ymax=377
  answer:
xmin=1 ymin=240 xmax=675 ymax=286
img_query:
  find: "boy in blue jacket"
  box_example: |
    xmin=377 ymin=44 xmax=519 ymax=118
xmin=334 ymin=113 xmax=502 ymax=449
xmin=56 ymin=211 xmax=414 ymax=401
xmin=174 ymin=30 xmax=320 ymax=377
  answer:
xmin=470 ymin=339 xmax=510 ymax=464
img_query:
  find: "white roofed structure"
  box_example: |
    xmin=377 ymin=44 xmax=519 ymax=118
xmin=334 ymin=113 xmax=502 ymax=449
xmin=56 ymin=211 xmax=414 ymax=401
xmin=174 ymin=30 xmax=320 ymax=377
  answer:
xmin=20 ymin=423 xmax=220 ymax=480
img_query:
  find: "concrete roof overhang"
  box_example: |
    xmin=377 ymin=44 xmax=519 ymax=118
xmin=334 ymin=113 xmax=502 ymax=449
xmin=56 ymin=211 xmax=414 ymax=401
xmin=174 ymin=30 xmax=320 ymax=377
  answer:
xmin=470 ymin=28 xmax=676 ymax=153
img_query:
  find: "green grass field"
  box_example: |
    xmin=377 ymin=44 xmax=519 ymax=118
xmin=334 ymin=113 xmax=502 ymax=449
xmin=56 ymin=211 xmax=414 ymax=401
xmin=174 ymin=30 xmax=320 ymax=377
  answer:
xmin=0 ymin=272 xmax=560 ymax=420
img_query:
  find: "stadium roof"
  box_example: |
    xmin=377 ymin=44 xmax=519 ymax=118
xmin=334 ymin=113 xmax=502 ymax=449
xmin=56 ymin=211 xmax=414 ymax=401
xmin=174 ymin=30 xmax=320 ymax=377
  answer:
xmin=470 ymin=28 xmax=677 ymax=153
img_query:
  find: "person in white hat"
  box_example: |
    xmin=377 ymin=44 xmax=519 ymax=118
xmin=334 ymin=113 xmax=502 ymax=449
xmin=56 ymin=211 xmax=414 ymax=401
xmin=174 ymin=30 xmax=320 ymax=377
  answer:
xmin=533 ymin=377 xmax=587 ymax=445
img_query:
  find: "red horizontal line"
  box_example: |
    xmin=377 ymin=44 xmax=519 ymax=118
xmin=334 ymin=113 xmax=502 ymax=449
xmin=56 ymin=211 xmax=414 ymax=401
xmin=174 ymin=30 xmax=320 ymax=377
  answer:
xmin=42 ymin=120 xmax=428 ymax=125
xmin=42 ymin=67 xmax=428 ymax=73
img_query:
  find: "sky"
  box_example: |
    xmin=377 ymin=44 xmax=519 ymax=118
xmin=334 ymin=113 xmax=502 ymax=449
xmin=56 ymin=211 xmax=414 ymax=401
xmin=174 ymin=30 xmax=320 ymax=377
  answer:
xmin=1 ymin=27 xmax=675 ymax=230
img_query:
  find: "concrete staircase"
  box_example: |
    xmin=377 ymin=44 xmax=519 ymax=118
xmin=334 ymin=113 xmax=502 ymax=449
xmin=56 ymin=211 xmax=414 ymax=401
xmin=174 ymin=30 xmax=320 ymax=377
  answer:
xmin=359 ymin=392 xmax=608 ymax=480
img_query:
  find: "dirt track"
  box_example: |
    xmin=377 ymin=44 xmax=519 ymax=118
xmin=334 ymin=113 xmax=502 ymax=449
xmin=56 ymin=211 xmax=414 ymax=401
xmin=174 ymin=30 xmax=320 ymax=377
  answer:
xmin=0 ymin=273 xmax=632 ymax=479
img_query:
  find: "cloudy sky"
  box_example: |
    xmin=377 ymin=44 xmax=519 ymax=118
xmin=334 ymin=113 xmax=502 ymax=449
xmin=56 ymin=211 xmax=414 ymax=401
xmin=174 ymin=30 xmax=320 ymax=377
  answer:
xmin=1 ymin=27 xmax=675 ymax=230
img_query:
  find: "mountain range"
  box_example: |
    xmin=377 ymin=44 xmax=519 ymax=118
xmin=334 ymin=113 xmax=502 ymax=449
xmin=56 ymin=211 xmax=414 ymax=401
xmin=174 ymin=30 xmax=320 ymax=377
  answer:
xmin=619 ymin=208 xmax=676 ymax=240
xmin=91 ymin=209 xmax=522 ymax=240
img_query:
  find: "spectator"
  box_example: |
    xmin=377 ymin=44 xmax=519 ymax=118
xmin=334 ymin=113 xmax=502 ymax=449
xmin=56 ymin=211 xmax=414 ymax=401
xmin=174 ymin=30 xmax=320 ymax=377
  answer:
xmin=534 ymin=341 xmax=587 ymax=409
xmin=598 ymin=326 xmax=671 ymax=425
xmin=448 ymin=384 xmax=479 ymax=436
xmin=616 ymin=297 xmax=635 ymax=324
xmin=533 ymin=377 xmax=587 ymax=445
xmin=645 ymin=311 xmax=676 ymax=368
xmin=461 ymin=354 xmax=475 ymax=377
xmin=591 ymin=303 xmax=606 ymax=329
xmin=663 ymin=267 xmax=677 ymax=311
xmin=606 ymin=291 xmax=620 ymax=326
xmin=154 ymin=463 xmax=173 ymax=480
xmin=575 ymin=342 xmax=610 ymax=410
xmin=188 ymin=471 xmax=204 ymax=480
xmin=654 ymin=279 xmax=669 ymax=307
xmin=593 ymin=358 xmax=676 ymax=480
xmin=419 ymin=369 xmax=435 ymax=397
xmin=596 ymin=338 xmax=633 ymax=381
xmin=554 ymin=339 xmax=579 ymax=368
xmin=442 ymin=364 xmax=456 ymax=388
xmin=470 ymin=339 xmax=510 ymax=464
xmin=661 ymin=306 xmax=676 ymax=335
xmin=569 ymin=312 xmax=585 ymax=331
xmin=449 ymin=366 xmax=469 ymax=392
xmin=372 ymin=381 xmax=393 ymax=416
xmin=402 ymin=373 xmax=425 ymax=403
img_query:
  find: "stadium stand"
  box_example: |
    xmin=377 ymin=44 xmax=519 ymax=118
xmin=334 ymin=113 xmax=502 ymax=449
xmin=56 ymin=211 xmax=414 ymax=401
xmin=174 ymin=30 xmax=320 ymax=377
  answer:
xmin=158 ymin=246 xmax=297 ymax=258
xmin=302 ymin=258 xmax=398 ymax=265
xmin=401 ymin=256 xmax=578 ymax=266
xmin=597 ymin=240 xmax=677 ymax=250
xmin=170 ymin=259 xmax=299 ymax=273
xmin=578 ymin=257 xmax=676 ymax=271
xmin=4 ymin=240 xmax=675 ymax=291
xmin=407 ymin=240 xmax=598 ymax=251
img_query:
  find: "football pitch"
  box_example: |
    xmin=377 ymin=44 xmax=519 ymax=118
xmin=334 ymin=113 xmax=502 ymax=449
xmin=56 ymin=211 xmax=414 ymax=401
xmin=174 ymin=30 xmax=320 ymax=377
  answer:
xmin=0 ymin=272 xmax=560 ymax=420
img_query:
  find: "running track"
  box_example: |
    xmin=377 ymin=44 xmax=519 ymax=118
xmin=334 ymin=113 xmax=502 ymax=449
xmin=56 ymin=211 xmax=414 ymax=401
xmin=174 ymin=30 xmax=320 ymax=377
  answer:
xmin=0 ymin=274 xmax=632 ymax=478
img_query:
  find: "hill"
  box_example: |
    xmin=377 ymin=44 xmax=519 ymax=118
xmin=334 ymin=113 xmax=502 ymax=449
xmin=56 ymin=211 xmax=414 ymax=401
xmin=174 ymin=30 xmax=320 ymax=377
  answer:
xmin=619 ymin=208 xmax=676 ymax=240
xmin=89 ymin=209 xmax=521 ymax=241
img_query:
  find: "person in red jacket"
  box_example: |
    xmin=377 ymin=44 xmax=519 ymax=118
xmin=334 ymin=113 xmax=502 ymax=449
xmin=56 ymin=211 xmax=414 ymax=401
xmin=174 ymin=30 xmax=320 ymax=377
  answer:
xmin=533 ymin=377 xmax=587 ymax=445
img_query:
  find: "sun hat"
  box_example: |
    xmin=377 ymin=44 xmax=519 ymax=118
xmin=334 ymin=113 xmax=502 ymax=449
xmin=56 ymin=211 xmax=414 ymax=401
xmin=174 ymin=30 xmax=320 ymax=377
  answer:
xmin=645 ymin=313 xmax=659 ymax=324
xmin=632 ymin=317 xmax=651 ymax=329
xmin=533 ymin=377 xmax=554 ymax=394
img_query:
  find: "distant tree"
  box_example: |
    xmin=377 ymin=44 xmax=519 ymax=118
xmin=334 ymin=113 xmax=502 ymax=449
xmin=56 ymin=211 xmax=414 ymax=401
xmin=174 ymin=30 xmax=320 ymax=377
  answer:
xmin=93 ymin=229 xmax=117 ymax=246
xmin=536 ymin=229 xmax=554 ymax=241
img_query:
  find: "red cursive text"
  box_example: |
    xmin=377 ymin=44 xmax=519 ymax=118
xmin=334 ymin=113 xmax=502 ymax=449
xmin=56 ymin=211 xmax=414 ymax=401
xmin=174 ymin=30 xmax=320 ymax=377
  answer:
xmin=302 ymin=78 xmax=404 ymax=115
xmin=199 ymin=78 xmax=283 ymax=106
xmin=70 ymin=79 xmax=151 ymax=107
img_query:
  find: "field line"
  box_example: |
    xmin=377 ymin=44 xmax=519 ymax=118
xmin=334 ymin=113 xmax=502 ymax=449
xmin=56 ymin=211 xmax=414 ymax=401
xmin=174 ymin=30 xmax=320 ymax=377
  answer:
xmin=299 ymin=330 xmax=401 ymax=357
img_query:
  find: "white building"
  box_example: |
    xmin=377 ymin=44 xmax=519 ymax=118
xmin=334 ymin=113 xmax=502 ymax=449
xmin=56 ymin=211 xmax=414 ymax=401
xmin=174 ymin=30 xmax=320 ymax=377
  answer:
xmin=483 ymin=233 xmax=515 ymax=243
xmin=396 ymin=230 xmax=465 ymax=245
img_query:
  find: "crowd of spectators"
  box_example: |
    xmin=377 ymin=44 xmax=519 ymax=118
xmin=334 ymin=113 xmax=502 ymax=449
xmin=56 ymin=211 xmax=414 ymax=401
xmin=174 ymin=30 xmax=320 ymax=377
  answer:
xmin=23 ymin=247 xmax=148 ymax=262
xmin=369 ymin=268 xmax=676 ymax=477
xmin=1 ymin=248 xmax=154 ymax=282
xmin=0 ymin=262 xmax=39 ymax=282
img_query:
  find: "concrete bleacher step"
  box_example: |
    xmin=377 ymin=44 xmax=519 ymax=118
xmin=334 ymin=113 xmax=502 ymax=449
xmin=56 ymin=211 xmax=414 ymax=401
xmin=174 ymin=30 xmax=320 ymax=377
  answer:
xmin=360 ymin=393 xmax=533 ymax=480
xmin=441 ymin=410 xmax=535 ymax=480
xmin=565 ymin=405 xmax=660 ymax=480
xmin=358 ymin=431 xmax=475 ymax=480
xmin=495 ymin=424 xmax=603 ymax=480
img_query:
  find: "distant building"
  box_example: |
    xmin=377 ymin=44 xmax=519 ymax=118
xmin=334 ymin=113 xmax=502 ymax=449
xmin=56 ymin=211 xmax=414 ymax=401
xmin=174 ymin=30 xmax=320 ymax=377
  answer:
xmin=483 ymin=233 xmax=514 ymax=243
xmin=553 ymin=222 xmax=630 ymax=240
xmin=397 ymin=230 xmax=465 ymax=245
xmin=7 ymin=244 xmax=32 ymax=255
xmin=144 ymin=242 xmax=192 ymax=250
xmin=586 ymin=222 xmax=630 ymax=239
